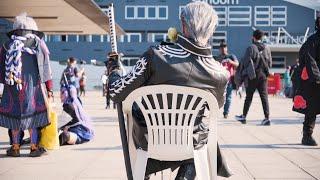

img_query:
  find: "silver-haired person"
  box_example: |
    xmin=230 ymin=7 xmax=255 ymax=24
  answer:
xmin=0 ymin=13 xmax=53 ymax=157
xmin=107 ymin=1 xmax=232 ymax=179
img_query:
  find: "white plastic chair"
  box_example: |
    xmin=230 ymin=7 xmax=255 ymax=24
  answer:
xmin=123 ymin=85 xmax=218 ymax=180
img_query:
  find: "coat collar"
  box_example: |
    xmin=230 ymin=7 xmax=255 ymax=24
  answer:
xmin=176 ymin=35 xmax=213 ymax=58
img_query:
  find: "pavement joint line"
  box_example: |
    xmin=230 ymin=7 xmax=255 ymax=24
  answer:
xmin=219 ymin=135 xmax=256 ymax=180
xmin=246 ymin=126 xmax=319 ymax=180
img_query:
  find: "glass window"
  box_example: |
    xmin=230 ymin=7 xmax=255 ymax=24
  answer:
xmin=129 ymin=33 xmax=141 ymax=42
xmin=68 ymin=35 xmax=77 ymax=42
xmin=137 ymin=7 xmax=146 ymax=18
xmin=272 ymin=57 xmax=286 ymax=69
xmin=79 ymin=35 xmax=87 ymax=42
xmin=126 ymin=6 xmax=135 ymax=19
xmin=228 ymin=6 xmax=251 ymax=26
xmin=61 ymin=35 xmax=67 ymax=42
xmin=50 ymin=35 xmax=61 ymax=42
xmin=148 ymin=6 xmax=156 ymax=19
xmin=92 ymin=35 xmax=101 ymax=42
xmin=103 ymin=35 xmax=110 ymax=42
xmin=158 ymin=6 xmax=168 ymax=19
xmin=211 ymin=31 xmax=227 ymax=49
xmin=271 ymin=6 xmax=287 ymax=26
xmin=214 ymin=6 xmax=227 ymax=26
xmin=255 ymin=6 xmax=270 ymax=26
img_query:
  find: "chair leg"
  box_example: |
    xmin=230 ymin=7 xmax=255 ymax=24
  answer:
xmin=194 ymin=146 xmax=210 ymax=180
xmin=133 ymin=149 xmax=148 ymax=180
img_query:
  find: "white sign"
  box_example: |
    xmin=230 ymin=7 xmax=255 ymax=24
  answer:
xmin=194 ymin=0 xmax=240 ymax=5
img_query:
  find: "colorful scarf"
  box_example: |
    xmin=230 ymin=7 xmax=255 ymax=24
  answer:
xmin=5 ymin=34 xmax=40 ymax=90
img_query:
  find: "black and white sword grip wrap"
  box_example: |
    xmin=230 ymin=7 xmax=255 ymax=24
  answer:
xmin=107 ymin=3 xmax=118 ymax=53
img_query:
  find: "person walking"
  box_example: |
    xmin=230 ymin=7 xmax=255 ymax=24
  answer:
xmin=0 ymin=13 xmax=53 ymax=157
xmin=216 ymin=41 xmax=239 ymax=118
xmin=235 ymin=29 xmax=272 ymax=125
xmin=292 ymin=14 xmax=320 ymax=146
xmin=101 ymin=70 xmax=110 ymax=109
xmin=283 ymin=66 xmax=292 ymax=98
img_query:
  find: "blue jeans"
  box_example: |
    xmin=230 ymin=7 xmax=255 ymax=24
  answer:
xmin=223 ymin=82 xmax=233 ymax=115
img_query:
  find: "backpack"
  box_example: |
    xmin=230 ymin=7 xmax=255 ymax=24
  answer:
xmin=253 ymin=45 xmax=270 ymax=77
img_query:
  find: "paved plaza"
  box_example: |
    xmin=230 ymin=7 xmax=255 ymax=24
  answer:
xmin=0 ymin=91 xmax=319 ymax=180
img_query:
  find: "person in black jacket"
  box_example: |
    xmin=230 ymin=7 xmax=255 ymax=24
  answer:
xmin=107 ymin=1 xmax=232 ymax=179
xmin=292 ymin=14 xmax=320 ymax=146
xmin=236 ymin=30 xmax=272 ymax=126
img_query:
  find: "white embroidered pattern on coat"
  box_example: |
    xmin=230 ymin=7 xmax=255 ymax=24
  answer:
xmin=109 ymin=57 xmax=148 ymax=97
xmin=157 ymin=45 xmax=190 ymax=58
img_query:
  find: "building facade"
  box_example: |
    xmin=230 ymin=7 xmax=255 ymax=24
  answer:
xmin=0 ymin=0 xmax=318 ymax=72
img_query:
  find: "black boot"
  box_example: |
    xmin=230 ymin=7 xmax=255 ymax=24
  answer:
xmin=175 ymin=163 xmax=196 ymax=180
xmin=29 ymin=144 xmax=47 ymax=157
xmin=302 ymin=134 xmax=318 ymax=146
xmin=6 ymin=144 xmax=20 ymax=157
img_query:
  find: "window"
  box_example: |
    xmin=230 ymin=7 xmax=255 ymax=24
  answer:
xmin=255 ymin=6 xmax=270 ymax=26
xmin=148 ymin=33 xmax=167 ymax=42
xmin=214 ymin=6 xmax=227 ymax=26
xmin=272 ymin=56 xmax=286 ymax=69
xmin=228 ymin=6 xmax=251 ymax=26
xmin=68 ymin=35 xmax=77 ymax=42
xmin=61 ymin=35 xmax=68 ymax=42
xmin=125 ymin=6 xmax=135 ymax=19
xmin=50 ymin=35 xmax=61 ymax=42
xmin=147 ymin=6 xmax=156 ymax=19
xmin=78 ymin=35 xmax=91 ymax=42
xmin=125 ymin=6 xmax=168 ymax=20
xmin=158 ymin=6 xmax=168 ymax=19
xmin=121 ymin=33 xmax=142 ymax=43
xmin=271 ymin=6 xmax=287 ymax=26
xmin=137 ymin=6 xmax=146 ymax=19
xmin=92 ymin=35 xmax=101 ymax=42
xmin=103 ymin=35 xmax=110 ymax=42
xmin=211 ymin=31 xmax=227 ymax=49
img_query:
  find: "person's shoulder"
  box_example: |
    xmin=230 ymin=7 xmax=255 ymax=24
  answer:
xmin=229 ymin=54 xmax=238 ymax=61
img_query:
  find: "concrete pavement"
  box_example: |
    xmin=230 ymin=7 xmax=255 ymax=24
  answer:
xmin=0 ymin=91 xmax=319 ymax=180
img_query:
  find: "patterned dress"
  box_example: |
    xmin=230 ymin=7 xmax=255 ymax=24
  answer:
xmin=0 ymin=51 xmax=49 ymax=130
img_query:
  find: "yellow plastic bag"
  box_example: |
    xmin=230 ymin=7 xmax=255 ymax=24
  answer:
xmin=39 ymin=111 xmax=59 ymax=150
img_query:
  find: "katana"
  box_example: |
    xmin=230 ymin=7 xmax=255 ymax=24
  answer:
xmin=106 ymin=3 xmax=133 ymax=180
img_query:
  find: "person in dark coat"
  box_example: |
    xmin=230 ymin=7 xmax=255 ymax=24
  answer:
xmin=292 ymin=14 xmax=320 ymax=146
xmin=235 ymin=30 xmax=272 ymax=125
xmin=107 ymin=2 xmax=232 ymax=179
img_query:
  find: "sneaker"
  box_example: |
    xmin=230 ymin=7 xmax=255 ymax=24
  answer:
xmin=6 ymin=144 xmax=20 ymax=157
xmin=223 ymin=113 xmax=228 ymax=119
xmin=29 ymin=144 xmax=47 ymax=157
xmin=302 ymin=135 xmax=318 ymax=146
xmin=235 ymin=115 xmax=246 ymax=124
xmin=261 ymin=119 xmax=271 ymax=126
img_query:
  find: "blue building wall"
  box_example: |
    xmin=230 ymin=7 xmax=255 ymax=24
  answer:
xmin=0 ymin=0 xmax=316 ymax=66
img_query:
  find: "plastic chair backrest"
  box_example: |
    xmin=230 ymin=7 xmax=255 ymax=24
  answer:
xmin=123 ymin=85 xmax=218 ymax=161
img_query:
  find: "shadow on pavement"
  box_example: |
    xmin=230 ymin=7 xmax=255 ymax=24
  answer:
xmin=71 ymin=145 xmax=122 ymax=151
xmin=221 ymin=143 xmax=320 ymax=150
